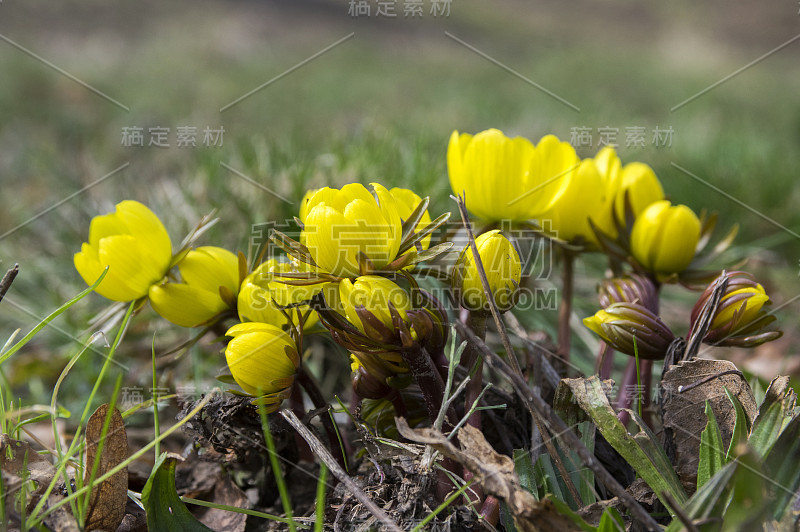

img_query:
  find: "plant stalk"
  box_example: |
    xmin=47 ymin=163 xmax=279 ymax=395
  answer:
xmin=297 ymin=367 xmax=346 ymax=471
xmin=557 ymin=248 xmax=575 ymax=368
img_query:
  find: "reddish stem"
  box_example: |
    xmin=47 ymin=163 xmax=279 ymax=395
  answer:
xmin=557 ymin=249 xmax=575 ymax=368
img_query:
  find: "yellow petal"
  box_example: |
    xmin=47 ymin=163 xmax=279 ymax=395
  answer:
xmin=653 ymin=204 xmax=700 ymax=273
xmin=179 ymin=246 xmax=239 ymax=296
xmin=96 ymin=235 xmax=164 ymax=300
xmin=116 ymin=201 xmax=172 ymax=266
xmin=74 ymin=243 xmax=139 ymax=302
xmin=528 ymin=135 xmax=580 ymax=215
xmin=615 ymin=162 xmax=664 ymax=222
xmin=149 ymin=283 xmax=226 ymax=327
xmin=304 ymin=204 xmax=361 ymax=277
xmin=541 ymin=160 xmax=606 ymax=244
xmin=447 ymin=130 xmax=470 ymax=204
xmin=225 ymin=327 xmax=298 ymax=395
xmin=237 ymin=272 xmax=290 ymax=326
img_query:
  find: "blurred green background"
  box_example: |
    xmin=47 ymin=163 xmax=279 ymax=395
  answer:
xmin=1 ymin=0 xmax=799 ymax=408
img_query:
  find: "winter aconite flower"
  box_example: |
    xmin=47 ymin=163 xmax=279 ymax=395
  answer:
xmin=149 ymin=246 xmax=239 ymax=328
xmin=238 ymin=259 xmax=321 ymax=329
xmin=224 ymin=322 xmax=300 ymax=411
xmin=583 ymin=303 xmax=675 ymax=359
xmin=302 ymin=183 xmax=403 ymax=277
xmin=350 ymin=354 xmax=393 ymax=400
xmin=539 ymin=159 xmax=611 ymax=245
xmin=74 ymin=200 xmax=172 ymax=302
xmin=337 ymin=275 xmax=413 ymax=333
xmin=597 ymin=274 xmax=659 ymax=313
xmin=452 ymin=230 xmax=521 ymax=312
xmin=630 ymin=200 xmax=701 ymax=276
xmin=448 ymin=129 xmax=576 ymax=222
xmin=690 ymin=271 xmax=782 ymax=347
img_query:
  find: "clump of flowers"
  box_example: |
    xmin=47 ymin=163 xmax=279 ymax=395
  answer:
xmin=70 ymin=125 xmax=784 ymax=524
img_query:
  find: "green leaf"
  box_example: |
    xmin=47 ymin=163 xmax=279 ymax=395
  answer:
xmin=0 ymin=268 xmax=108 ymax=365
xmin=545 ymin=496 xmax=596 ymax=532
xmin=764 ymin=415 xmax=800 ymax=520
xmin=724 ymin=388 xmax=749 ymax=460
xmin=749 ymin=376 xmax=796 ymax=459
xmin=697 ymin=400 xmax=726 ymax=490
xmin=533 ymin=454 xmax=564 ymax=503
xmin=513 ymin=449 xmax=538 ymax=499
xmin=142 ymin=453 xmax=214 ymax=532
xmin=665 ymin=461 xmax=736 ymax=532
xmin=572 ymin=421 xmax=596 ymax=506
xmin=720 ymin=448 xmax=767 ymax=531
xmin=596 ymin=507 xmax=625 ymax=532
xmin=558 ymin=377 xmax=687 ymax=510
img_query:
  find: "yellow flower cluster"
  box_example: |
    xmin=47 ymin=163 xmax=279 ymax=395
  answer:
xmin=72 ymin=126 xmax=779 ymax=417
xmin=448 ymin=128 xmax=700 ymax=276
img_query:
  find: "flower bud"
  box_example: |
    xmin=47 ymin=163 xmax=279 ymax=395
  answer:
xmin=631 ymin=200 xmax=700 ymax=275
xmin=691 ymin=271 xmax=781 ymax=347
xmin=452 ymin=230 xmax=521 ymax=312
xmin=74 ymin=200 xmax=172 ymax=302
xmin=238 ymin=259 xmax=321 ymax=329
xmin=350 ymin=354 xmax=393 ymax=400
xmin=224 ymin=322 xmax=300 ymax=411
xmin=337 ymin=276 xmax=413 ymax=336
xmin=583 ymin=302 xmax=675 ymax=359
xmin=597 ymin=274 xmax=658 ymax=313
xmin=301 ymin=183 xmax=403 ymax=277
xmin=149 ymin=246 xmax=239 ymax=328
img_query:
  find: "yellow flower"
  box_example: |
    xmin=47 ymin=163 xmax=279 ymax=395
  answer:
xmin=690 ymin=271 xmax=780 ymax=347
xmin=390 ymin=187 xmax=432 ymax=250
xmin=298 ymin=188 xmax=319 ymax=225
xmin=593 ymin=146 xmax=664 ymax=232
xmin=539 ymin=159 xmax=610 ymax=245
xmin=302 ymin=183 xmax=402 ymax=277
xmin=337 ymin=276 xmax=412 ymax=333
xmin=526 ymin=134 xmax=582 ymax=215
xmin=448 ymin=129 xmax=576 ymax=222
xmin=631 ymin=200 xmax=700 ymax=275
xmin=583 ymin=302 xmax=675 ymax=359
xmin=452 ymin=230 xmax=521 ymax=312
xmin=238 ymin=259 xmax=321 ymax=329
xmin=74 ymin=200 xmax=172 ymax=302
xmin=711 ymin=284 xmax=770 ymax=331
xmin=594 ymin=154 xmax=664 ymax=243
xmin=224 ymin=322 xmax=300 ymax=410
xmin=149 ymin=246 xmax=239 ymax=328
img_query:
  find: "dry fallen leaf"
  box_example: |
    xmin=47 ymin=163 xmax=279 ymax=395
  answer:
xmin=396 ymin=418 xmax=587 ymax=532
xmin=661 ymin=358 xmax=757 ymax=494
xmin=194 ymin=472 xmax=249 ymax=532
xmin=84 ymin=404 xmax=128 ymax=532
xmin=0 ymin=434 xmax=79 ymax=532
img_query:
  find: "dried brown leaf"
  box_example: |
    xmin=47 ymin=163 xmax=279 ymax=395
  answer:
xmin=194 ymin=473 xmax=249 ymax=532
xmin=661 ymin=358 xmax=757 ymax=495
xmin=0 ymin=434 xmax=79 ymax=531
xmin=84 ymin=404 xmax=128 ymax=532
xmin=396 ymin=418 xmax=587 ymax=532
